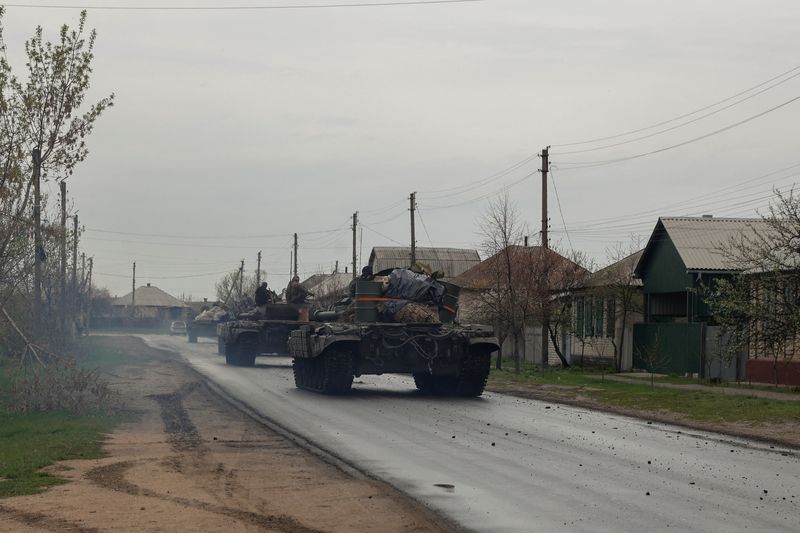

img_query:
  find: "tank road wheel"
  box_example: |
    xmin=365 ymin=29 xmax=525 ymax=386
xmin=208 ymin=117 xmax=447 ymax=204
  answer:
xmin=413 ymin=372 xmax=436 ymax=393
xmin=217 ymin=337 xmax=226 ymax=355
xmin=294 ymin=349 xmax=353 ymax=394
xmin=454 ymin=349 xmax=492 ymax=397
xmin=225 ymin=342 xmax=242 ymax=366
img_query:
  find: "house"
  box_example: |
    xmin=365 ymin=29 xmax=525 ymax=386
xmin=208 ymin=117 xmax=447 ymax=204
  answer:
xmin=570 ymin=250 xmax=643 ymax=371
xmin=453 ymin=245 xmax=589 ymax=366
xmin=633 ymin=216 xmax=770 ymax=379
xmin=368 ymin=247 xmax=481 ymax=279
xmin=301 ymin=272 xmax=354 ymax=308
xmin=111 ymin=283 xmax=189 ymax=325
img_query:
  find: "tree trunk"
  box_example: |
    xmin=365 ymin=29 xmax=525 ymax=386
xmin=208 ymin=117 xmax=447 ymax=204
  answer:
xmin=547 ymin=323 xmax=570 ymax=368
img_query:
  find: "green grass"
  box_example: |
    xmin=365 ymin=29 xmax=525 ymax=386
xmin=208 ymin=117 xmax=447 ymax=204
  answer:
xmin=0 ymin=335 xmax=145 ymax=498
xmin=0 ymin=408 xmax=117 ymax=497
xmin=489 ymin=360 xmax=800 ymax=425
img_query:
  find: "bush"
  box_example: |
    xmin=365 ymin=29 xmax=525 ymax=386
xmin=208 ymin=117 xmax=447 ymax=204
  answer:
xmin=9 ymin=358 xmax=117 ymax=414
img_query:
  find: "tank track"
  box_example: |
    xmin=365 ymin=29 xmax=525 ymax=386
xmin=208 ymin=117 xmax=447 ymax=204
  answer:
xmin=454 ymin=349 xmax=491 ymax=397
xmin=412 ymin=349 xmax=491 ymax=397
xmin=224 ymin=336 xmax=257 ymax=367
xmin=293 ymin=348 xmax=353 ymax=394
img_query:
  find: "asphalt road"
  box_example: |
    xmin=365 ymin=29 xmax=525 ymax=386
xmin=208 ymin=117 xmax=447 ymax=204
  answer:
xmin=140 ymin=335 xmax=799 ymax=533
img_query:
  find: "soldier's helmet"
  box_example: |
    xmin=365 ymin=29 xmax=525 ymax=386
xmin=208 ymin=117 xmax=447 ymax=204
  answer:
xmin=292 ymin=276 xmax=300 ymax=282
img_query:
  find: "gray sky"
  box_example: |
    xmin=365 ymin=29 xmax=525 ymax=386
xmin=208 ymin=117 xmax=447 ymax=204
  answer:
xmin=5 ymin=0 xmax=799 ymax=299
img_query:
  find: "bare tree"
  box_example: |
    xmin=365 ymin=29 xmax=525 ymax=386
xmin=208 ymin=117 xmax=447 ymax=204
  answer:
xmin=590 ymin=237 xmax=644 ymax=372
xmin=478 ymin=194 xmax=526 ymax=371
xmin=707 ymin=189 xmax=800 ymax=386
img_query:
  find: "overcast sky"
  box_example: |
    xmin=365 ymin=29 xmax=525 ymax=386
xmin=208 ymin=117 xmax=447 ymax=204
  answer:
xmin=4 ymin=0 xmax=799 ymax=299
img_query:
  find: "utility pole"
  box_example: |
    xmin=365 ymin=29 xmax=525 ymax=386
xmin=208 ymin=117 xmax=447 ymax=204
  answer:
xmin=32 ymin=149 xmax=42 ymax=329
xmin=81 ymin=253 xmax=86 ymax=284
xmin=256 ymin=250 xmax=262 ymax=286
xmin=352 ymin=212 xmax=358 ymax=279
xmin=87 ymin=257 xmax=93 ymax=331
xmin=239 ymin=259 xmax=245 ymax=298
xmin=293 ymin=233 xmax=298 ymax=279
xmin=72 ymin=214 xmax=79 ymax=310
xmin=540 ymin=147 xmax=549 ymax=249
xmin=409 ymin=192 xmax=416 ymax=266
xmin=131 ymin=261 xmax=136 ymax=317
xmin=540 ymin=146 xmax=550 ymax=370
xmin=59 ymin=181 xmax=67 ymax=334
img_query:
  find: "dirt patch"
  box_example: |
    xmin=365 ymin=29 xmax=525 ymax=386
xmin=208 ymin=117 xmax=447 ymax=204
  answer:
xmin=487 ymin=380 xmax=800 ymax=449
xmin=0 ymin=336 xmax=461 ymax=533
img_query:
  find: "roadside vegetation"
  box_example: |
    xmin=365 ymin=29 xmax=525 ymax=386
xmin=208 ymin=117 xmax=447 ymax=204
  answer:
xmin=0 ymin=336 xmax=144 ymax=498
xmin=488 ymin=361 xmax=800 ymax=427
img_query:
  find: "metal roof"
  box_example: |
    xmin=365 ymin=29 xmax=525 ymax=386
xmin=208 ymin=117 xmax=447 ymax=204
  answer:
xmin=303 ymin=272 xmax=353 ymax=297
xmin=639 ymin=217 xmax=772 ymax=273
xmin=585 ymin=249 xmax=644 ymax=287
xmin=112 ymin=285 xmax=189 ymax=308
xmin=368 ymin=247 xmax=481 ymax=279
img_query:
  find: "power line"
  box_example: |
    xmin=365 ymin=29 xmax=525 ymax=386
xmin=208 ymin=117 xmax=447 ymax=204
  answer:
xmin=558 ymin=163 xmax=800 ymax=231
xmin=3 ymin=0 xmax=483 ymax=10
xmin=555 ymin=95 xmax=800 ymax=171
xmin=551 ymin=63 xmax=800 ymax=148
xmin=549 ymin=169 xmax=573 ymax=254
xmin=552 ymin=70 xmax=800 ymax=156
xmin=416 ymin=207 xmax=434 ymax=245
xmin=84 ymin=225 xmax=346 ymax=240
xmin=360 ymin=222 xmax=405 ymax=245
xmin=423 ymin=171 xmax=535 ymax=210
xmin=417 ymin=153 xmax=538 ymax=198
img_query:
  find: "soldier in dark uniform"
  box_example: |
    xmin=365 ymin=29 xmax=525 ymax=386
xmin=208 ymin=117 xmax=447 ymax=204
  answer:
xmin=349 ymin=265 xmax=374 ymax=297
xmin=255 ymin=282 xmax=271 ymax=316
xmin=286 ymin=276 xmax=312 ymax=304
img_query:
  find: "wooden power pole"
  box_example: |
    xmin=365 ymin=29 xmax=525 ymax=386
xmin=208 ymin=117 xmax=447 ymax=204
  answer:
xmin=293 ymin=233 xmax=298 ymax=279
xmin=131 ymin=261 xmax=136 ymax=317
xmin=72 ymin=214 xmax=79 ymax=310
xmin=540 ymin=146 xmax=549 ymax=249
xmin=540 ymin=146 xmax=550 ymax=369
xmin=256 ymin=250 xmax=262 ymax=286
xmin=409 ymin=192 xmax=416 ymax=266
xmin=352 ymin=212 xmax=358 ymax=279
xmin=32 ymin=149 xmax=42 ymax=329
xmin=239 ymin=259 xmax=245 ymax=298
xmin=59 ymin=181 xmax=67 ymax=334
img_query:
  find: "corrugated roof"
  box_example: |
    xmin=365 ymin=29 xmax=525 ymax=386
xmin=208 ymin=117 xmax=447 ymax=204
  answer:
xmin=639 ymin=217 xmax=772 ymax=273
xmin=112 ymin=285 xmax=189 ymax=308
xmin=368 ymin=247 xmax=481 ymax=278
xmin=303 ymin=272 xmax=353 ymax=297
xmin=586 ymin=249 xmax=644 ymax=287
xmin=453 ymin=246 xmax=589 ymax=290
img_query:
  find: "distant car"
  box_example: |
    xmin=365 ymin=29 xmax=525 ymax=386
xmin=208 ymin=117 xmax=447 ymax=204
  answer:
xmin=169 ymin=320 xmax=187 ymax=336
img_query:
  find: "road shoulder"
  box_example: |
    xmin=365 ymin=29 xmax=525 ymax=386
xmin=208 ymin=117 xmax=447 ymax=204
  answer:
xmin=0 ymin=336 xmax=461 ymax=533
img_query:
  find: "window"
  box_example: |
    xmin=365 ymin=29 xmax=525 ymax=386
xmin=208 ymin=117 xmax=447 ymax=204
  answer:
xmin=585 ymin=298 xmax=594 ymax=336
xmin=595 ymin=297 xmax=603 ymax=337
xmin=606 ymin=298 xmax=616 ymax=338
xmin=576 ymin=297 xmax=584 ymax=337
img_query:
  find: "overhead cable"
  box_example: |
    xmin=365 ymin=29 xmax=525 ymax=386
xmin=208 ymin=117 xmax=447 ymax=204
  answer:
xmin=551 ymin=63 xmax=800 ymax=148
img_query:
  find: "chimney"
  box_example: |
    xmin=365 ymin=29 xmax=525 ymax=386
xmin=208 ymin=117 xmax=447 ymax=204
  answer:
xmin=345 ymin=266 xmax=348 ymax=274
xmin=203 ymin=297 xmax=208 ymax=302
xmin=524 ymin=236 xmax=529 ymax=247
xmin=146 ymin=283 xmax=151 ymax=287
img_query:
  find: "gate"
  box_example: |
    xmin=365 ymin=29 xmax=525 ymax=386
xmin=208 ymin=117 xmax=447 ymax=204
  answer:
xmin=632 ymin=322 xmax=704 ymax=375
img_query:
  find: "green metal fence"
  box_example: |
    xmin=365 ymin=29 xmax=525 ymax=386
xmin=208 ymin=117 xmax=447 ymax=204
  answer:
xmin=632 ymin=322 xmax=704 ymax=374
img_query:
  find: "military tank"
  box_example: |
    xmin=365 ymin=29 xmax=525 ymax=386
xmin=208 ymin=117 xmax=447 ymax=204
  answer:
xmin=217 ymin=303 xmax=309 ymax=367
xmin=287 ymin=270 xmax=499 ymax=396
